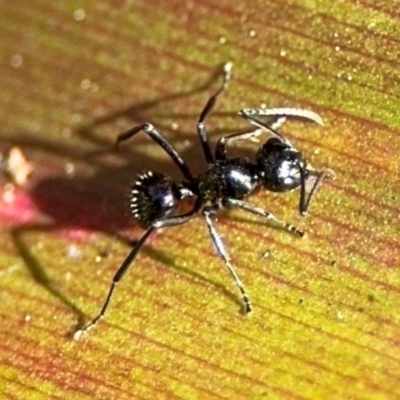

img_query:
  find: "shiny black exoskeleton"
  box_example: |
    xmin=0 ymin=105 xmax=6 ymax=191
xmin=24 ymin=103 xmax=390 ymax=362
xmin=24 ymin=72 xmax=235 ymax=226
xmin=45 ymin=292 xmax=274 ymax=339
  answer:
xmin=74 ymin=63 xmax=335 ymax=339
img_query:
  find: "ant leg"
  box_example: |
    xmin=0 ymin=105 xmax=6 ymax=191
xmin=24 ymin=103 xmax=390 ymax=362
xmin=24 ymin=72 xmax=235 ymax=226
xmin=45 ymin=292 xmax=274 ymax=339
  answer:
xmin=197 ymin=62 xmax=233 ymax=163
xmin=203 ymin=206 xmax=252 ymax=314
xmin=115 ymin=123 xmax=193 ymax=181
xmin=240 ymin=108 xmax=323 ymax=126
xmin=239 ymin=108 xmax=323 ymax=145
xmin=215 ymin=128 xmax=263 ymax=160
xmin=269 ymin=116 xmax=288 ymax=131
xmin=74 ymin=205 xmax=200 ymax=340
xmin=215 ymin=116 xmax=289 ymax=160
xmin=299 ymin=167 xmax=336 ymax=215
xmin=73 ymin=225 xmax=155 ymax=340
xmin=223 ymin=198 xmax=304 ymax=237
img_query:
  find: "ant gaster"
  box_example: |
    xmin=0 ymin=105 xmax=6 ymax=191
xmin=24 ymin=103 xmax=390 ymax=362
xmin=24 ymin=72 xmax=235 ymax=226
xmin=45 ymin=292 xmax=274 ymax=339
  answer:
xmin=74 ymin=62 xmax=335 ymax=339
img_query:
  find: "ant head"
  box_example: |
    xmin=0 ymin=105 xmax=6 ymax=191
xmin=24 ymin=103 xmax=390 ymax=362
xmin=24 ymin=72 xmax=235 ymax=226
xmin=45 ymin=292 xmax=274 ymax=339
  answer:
xmin=256 ymin=137 xmax=306 ymax=193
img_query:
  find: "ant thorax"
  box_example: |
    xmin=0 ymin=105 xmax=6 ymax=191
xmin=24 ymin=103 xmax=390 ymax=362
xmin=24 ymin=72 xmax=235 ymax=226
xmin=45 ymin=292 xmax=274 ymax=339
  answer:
xmin=196 ymin=157 xmax=259 ymax=204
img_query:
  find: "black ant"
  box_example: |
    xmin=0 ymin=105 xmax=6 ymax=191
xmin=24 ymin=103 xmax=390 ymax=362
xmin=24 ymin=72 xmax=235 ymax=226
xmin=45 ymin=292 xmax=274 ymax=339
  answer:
xmin=74 ymin=62 xmax=335 ymax=339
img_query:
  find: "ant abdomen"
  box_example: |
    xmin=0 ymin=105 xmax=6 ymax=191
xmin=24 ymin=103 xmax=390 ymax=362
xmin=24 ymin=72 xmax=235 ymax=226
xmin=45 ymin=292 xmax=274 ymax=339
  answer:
xmin=129 ymin=171 xmax=181 ymax=228
xmin=256 ymin=138 xmax=305 ymax=192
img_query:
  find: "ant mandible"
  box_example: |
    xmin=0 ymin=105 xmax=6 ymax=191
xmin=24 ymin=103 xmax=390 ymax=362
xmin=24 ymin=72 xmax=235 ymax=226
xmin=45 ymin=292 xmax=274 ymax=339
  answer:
xmin=74 ymin=62 xmax=335 ymax=339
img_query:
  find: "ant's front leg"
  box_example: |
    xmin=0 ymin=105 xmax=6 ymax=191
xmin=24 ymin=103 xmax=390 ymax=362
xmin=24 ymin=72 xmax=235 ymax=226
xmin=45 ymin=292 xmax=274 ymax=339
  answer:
xmin=223 ymin=198 xmax=304 ymax=237
xmin=215 ymin=128 xmax=264 ymax=160
xmin=240 ymin=108 xmax=323 ymax=126
xmin=215 ymin=112 xmax=296 ymax=160
xmin=239 ymin=108 xmax=323 ymax=145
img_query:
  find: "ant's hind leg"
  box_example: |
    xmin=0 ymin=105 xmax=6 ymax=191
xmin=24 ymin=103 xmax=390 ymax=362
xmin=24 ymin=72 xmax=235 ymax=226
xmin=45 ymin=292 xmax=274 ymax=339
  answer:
xmin=74 ymin=205 xmax=200 ymax=340
xmin=73 ymin=226 xmax=155 ymax=340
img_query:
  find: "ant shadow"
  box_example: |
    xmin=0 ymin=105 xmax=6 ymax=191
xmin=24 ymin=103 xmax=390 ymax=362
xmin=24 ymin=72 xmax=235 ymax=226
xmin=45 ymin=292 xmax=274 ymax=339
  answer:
xmin=3 ymin=64 xmax=258 ymax=333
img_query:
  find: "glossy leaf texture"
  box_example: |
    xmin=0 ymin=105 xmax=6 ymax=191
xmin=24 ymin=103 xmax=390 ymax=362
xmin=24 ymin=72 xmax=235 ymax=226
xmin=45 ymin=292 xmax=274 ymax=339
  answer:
xmin=0 ymin=1 xmax=399 ymax=399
